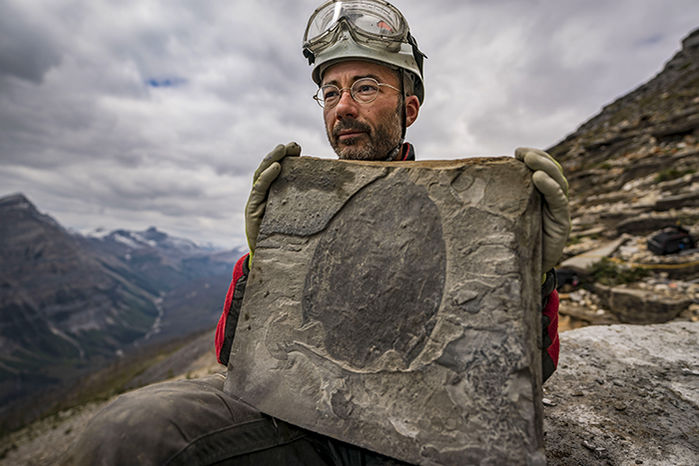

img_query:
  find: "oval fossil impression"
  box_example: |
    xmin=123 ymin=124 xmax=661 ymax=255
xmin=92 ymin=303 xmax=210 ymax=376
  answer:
xmin=302 ymin=177 xmax=446 ymax=369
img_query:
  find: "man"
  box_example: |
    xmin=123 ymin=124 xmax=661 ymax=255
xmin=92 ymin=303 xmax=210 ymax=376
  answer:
xmin=216 ymin=0 xmax=565 ymax=381
xmin=65 ymin=1 xmax=568 ymax=464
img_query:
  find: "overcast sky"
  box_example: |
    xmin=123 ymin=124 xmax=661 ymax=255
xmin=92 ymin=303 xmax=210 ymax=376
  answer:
xmin=1 ymin=0 xmax=697 ymax=248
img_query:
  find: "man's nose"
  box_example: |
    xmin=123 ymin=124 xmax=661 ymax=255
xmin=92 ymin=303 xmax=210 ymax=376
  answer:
xmin=334 ymin=89 xmax=358 ymax=119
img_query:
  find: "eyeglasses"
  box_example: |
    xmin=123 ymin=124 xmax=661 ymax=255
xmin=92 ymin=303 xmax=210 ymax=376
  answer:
xmin=313 ymin=77 xmax=400 ymax=108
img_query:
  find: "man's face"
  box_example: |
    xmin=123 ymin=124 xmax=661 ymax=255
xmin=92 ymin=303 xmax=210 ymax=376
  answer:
xmin=321 ymin=60 xmax=405 ymax=161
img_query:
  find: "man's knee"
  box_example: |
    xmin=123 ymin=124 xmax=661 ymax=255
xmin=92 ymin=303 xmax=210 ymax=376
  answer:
xmin=62 ymin=374 xmax=263 ymax=465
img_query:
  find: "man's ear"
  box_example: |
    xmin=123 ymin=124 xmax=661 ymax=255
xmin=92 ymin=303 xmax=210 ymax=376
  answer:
xmin=405 ymin=95 xmax=420 ymax=127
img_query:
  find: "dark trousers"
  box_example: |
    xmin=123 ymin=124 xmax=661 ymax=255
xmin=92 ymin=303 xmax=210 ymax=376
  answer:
xmin=62 ymin=374 xmax=407 ymax=465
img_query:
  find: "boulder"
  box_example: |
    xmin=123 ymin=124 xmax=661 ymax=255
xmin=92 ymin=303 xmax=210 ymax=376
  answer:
xmin=594 ymin=283 xmax=692 ymax=323
xmin=225 ymin=156 xmax=545 ymax=465
xmin=544 ymin=321 xmax=699 ymax=466
xmin=616 ymin=215 xmax=684 ymax=236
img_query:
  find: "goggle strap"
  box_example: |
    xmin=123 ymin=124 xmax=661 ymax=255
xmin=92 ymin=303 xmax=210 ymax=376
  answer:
xmin=303 ymin=48 xmax=316 ymax=65
xmin=407 ymin=33 xmax=426 ymax=73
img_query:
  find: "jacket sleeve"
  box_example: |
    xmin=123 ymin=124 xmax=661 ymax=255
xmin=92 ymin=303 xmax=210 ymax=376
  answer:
xmin=541 ymin=269 xmax=560 ymax=383
xmin=215 ymin=253 xmax=250 ymax=365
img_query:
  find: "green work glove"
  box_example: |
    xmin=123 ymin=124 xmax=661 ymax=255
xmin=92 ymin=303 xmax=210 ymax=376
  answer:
xmin=245 ymin=142 xmax=301 ymax=262
xmin=515 ymin=147 xmax=571 ymax=273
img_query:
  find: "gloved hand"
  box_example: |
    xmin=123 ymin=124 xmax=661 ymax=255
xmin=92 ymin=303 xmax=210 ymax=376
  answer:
xmin=245 ymin=142 xmax=301 ymax=261
xmin=515 ymin=148 xmax=570 ymax=273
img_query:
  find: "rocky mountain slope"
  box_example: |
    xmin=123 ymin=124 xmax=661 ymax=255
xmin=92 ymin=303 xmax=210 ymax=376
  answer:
xmin=1 ymin=194 xmax=158 ymax=410
xmin=548 ymin=28 xmax=699 ymax=328
xmin=0 ymin=193 xmax=240 ymax=432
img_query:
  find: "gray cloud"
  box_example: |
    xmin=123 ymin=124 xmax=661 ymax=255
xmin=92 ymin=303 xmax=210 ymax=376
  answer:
xmin=0 ymin=2 xmax=64 ymax=84
xmin=1 ymin=0 xmax=698 ymax=247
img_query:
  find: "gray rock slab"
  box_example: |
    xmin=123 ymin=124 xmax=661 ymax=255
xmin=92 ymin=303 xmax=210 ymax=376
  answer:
xmin=559 ymin=237 xmax=627 ymax=273
xmin=593 ymin=283 xmax=692 ymax=324
xmin=224 ymin=156 xmax=543 ymax=465
xmin=544 ymin=321 xmax=699 ymax=466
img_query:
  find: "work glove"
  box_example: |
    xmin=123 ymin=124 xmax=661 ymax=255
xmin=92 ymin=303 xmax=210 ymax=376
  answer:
xmin=245 ymin=142 xmax=301 ymax=262
xmin=515 ymin=148 xmax=570 ymax=273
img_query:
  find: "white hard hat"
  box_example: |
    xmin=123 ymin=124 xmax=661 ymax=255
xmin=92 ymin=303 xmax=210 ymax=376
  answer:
xmin=303 ymin=0 xmax=426 ymax=103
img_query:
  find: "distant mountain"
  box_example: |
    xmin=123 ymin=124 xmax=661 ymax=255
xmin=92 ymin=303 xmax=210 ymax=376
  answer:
xmin=79 ymin=225 xmax=242 ymax=343
xmin=92 ymin=226 xmax=199 ymax=251
xmin=0 ymin=193 xmax=158 ymax=366
xmin=0 ymin=193 xmax=244 ymax=429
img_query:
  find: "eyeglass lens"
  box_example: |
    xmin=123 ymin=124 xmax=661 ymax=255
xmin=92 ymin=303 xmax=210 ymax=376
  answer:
xmin=316 ymin=78 xmax=381 ymax=108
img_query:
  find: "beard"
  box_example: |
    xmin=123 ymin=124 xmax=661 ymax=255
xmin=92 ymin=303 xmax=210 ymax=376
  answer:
xmin=327 ymin=102 xmax=403 ymax=161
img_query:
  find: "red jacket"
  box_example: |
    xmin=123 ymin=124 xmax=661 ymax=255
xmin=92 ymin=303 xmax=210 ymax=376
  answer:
xmin=215 ymin=143 xmax=560 ymax=382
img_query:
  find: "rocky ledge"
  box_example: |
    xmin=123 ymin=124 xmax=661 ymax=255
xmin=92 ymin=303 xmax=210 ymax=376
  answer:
xmin=544 ymin=321 xmax=698 ymax=466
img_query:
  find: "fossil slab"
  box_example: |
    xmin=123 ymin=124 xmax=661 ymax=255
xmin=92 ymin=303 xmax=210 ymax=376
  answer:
xmin=225 ymin=156 xmax=544 ymax=465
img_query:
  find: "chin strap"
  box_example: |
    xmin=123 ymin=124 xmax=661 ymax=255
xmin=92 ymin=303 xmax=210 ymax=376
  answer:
xmin=383 ymin=139 xmax=404 ymax=161
xmin=383 ymin=69 xmax=409 ymax=161
xmin=400 ymin=69 xmax=408 ymax=140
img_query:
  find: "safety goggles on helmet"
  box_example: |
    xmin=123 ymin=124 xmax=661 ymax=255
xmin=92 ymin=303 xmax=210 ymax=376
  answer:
xmin=303 ymin=0 xmax=410 ymax=55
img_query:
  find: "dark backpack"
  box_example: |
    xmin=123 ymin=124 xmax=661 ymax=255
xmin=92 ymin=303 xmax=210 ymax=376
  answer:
xmin=647 ymin=225 xmax=696 ymax=255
